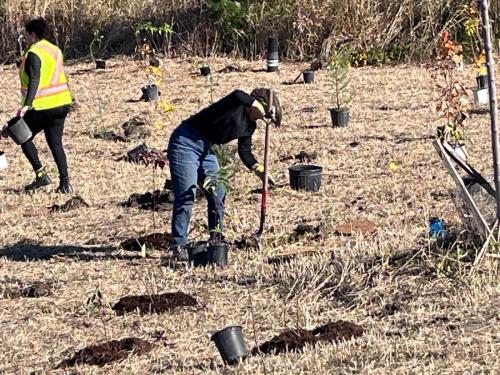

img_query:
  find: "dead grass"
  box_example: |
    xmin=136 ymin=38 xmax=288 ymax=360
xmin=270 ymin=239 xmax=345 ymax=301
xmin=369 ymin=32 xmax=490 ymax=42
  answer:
xmin=0 ymin=57 xmax=499 ymax=374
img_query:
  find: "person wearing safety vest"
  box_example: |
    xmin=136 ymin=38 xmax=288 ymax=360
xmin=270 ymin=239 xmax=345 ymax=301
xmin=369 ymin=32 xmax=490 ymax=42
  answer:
xmin=17 ymin=18 xmax=73 ymax=193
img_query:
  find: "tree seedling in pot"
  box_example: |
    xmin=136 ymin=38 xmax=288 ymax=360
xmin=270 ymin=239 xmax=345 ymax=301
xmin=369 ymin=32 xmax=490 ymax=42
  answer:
xmin=329 ymin=48 xmax=354 ymax=127
xmin=90 ymin=30 xmax=106 ymax=69
xmin=430 ymin=31 xmax=469 ymax=160
xmin=203 ymin=168 xmax=230 ymax=267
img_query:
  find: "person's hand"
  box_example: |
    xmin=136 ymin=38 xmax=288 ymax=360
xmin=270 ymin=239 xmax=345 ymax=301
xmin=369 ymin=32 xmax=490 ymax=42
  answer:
xmin=17 ymin=106 xmax=30 ymax=118
xmin=252 ymin=163 xmax=276 ymax=186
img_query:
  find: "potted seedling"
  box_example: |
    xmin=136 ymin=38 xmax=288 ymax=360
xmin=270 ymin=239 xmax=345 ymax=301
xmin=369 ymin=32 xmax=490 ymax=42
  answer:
xmin=90 ymin=30 xmax=106 ymax=69
xmin=473 ymin=53 xmax=489 ymax=104
xmin=142 ymin=64 xmax=161 ymax=102
xmin=203 ymin=168 xmax=229 ymax=267
xmin=329 ymin=48 xmax=353 ymax=127
xmin=431 ymin=31 xmax=470 ymax=160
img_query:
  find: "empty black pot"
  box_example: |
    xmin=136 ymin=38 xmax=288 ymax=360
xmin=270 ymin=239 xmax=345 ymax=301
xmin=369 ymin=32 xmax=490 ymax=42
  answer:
xmin=207 ymin=244 xmax=228 ymax=267
xmin=127 ymin=143 xmax=149 ymax=162
xmin=200 ymin=66 xmax=211 ymax=76
xmin=266 ymin=37 xmax=279 ymax=72
xmin=95 ymin=59 xmax=106 ymax=69
xmin=188 ymin=241 xmax=208 ymax=267
xmin=303 ymin=70 xmax=314 ymax=84
xmin=289 ymin=164 xmax=322 ymax=192
xmin=211 ymin=326 xmax=249 ymax=365
xmin=141 ymin=85 xmax=159 ymax=101
xmin=329 ymin=108 xmax=349 ymax=127
xmin=5 ymin=117 xmax=32 ymax=145
xmin=476 ymin=75 xmax=488 ymax=90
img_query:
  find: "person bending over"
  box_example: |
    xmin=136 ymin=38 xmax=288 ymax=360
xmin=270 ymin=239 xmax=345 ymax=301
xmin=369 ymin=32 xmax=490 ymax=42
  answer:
xmin=167 ymin=88 xmax=282 ymax=260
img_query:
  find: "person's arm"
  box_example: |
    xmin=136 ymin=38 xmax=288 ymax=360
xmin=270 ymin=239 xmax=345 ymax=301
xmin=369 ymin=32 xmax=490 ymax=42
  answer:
xmin=237 ymin=136 xmax=258 ymax=170
xmin=24 ymin=52 xmax=41 ymax=107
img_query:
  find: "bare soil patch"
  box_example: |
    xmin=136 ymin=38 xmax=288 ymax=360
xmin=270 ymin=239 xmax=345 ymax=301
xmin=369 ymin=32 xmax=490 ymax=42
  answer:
xmin=112 ymin=292 xmax=197 ymax=315
xmin=50 ymin=196 xmax=90 ymax=213
xmin=57 ymin=337 xmax=153 ymax=368
xmin=120 ymin=232 xmax=172 ymax=252
xmin=1 ymin=279 xmax=52 ymax=298
xmin=122 ymin=190 xmax=174 ymax=211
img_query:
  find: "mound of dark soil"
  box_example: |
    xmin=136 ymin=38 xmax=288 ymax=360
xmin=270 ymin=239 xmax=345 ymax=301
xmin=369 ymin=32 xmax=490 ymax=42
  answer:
xmin=252 ymin=329 xmax=317 ymax=355
xmin=120 ymin=232 xmax=172 ymax=252
xmin=289 ymin=223 xmax=323 ymax=242
xmin=1 ymin=279 xmax=52 ymax=298
xmin=122 ymin=116 xmax=151 ymax=139
xmin=57 ymin=337 xmax=152 ymax=368
xmin=50 ymin=196 xmax=89 ymax=213
xmin=93 ymin=130 xmax=127 ymax=142
xmin=279 ymin=150 xmax=318 ymax=163
xmin=122 ymin=190 xmax=174 ymax=211
xmin=312 ymin=320 xmax=364 ymax=343
xmin=113 ymin=292 xmax=197 ymax=315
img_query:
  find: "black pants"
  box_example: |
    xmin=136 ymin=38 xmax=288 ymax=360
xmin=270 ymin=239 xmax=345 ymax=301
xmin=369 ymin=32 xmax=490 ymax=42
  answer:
xmin=21 ymin=105 xmax=70 ymax=179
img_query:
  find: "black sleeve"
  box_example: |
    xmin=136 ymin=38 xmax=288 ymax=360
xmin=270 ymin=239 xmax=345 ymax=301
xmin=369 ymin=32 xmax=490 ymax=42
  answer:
xmin=24 ymin=52 xmax=41 ymax=107
xmin=238 ymin=136 xmax=258 ymax=169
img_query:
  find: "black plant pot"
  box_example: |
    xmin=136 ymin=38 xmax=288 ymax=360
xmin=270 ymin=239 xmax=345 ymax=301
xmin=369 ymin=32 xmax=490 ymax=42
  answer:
xmin=303 ymin=70 xmax=314 ymax=84
xmin=266 ymin=37 xmax=279 ymax=72
xmin=95 ymin=59 xmax=106 ymax=69
xmin=141 ymin=85 xmax=159 ymax=102
xmin=288 ymin=164 xmax=322 ymax=192
xmin=329 ymin=107 xmax=349 ymax=127
xmin=476 ymin=75 xmax=488 ymax=90
xmin=200 ymin=66 xmax=211 ymax=76
xmin=207 ymin=244 xmax=228 ymax=267
xmin=5 ymin=117 xmax=32 ymax=145
xmin=188 ymin=241 xmax=208 ymax=267
xmin=211 ymin=326 xmax=249 ymax=365
xmin=127 ymin=143 xmax=149 ymax=162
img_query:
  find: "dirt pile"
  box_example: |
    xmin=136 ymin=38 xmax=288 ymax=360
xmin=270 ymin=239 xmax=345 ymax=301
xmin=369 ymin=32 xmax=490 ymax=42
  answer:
xmin=113 ymin=292 xmax=197 ymax=315
xmin=120 ymin=232 xmax=172 ymax=252
xmin=57 ymin=338 xmax=152 ymax=367
xmin=50 ymin=196 xmax=89 ymax=213
xmin=1 ymin=279 xmax=52 ymax=298
xmin=122 ymin=190 xmax=174 ymax=211
xmin=311 ymin=321 xmax=364 ymax=343
xmin=253 ymin=329 xmax=316 ymax=355
xmin=253 ymin=321 xmax=364 ymax=355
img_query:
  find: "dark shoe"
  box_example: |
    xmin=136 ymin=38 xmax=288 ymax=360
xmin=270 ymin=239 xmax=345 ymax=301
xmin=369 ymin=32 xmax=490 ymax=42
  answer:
xmin=57 ymin=177 xmax=73 ymax=194
xmin=25 ymin=169 xmax=51 ymax=193
xmin=171 ymin=245 xmax=189 ymax=262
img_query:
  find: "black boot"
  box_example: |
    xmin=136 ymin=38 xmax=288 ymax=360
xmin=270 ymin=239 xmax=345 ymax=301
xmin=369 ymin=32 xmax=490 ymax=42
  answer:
xmin=25 ymin=167 xmax=51 ymax=193
xmin=56 ymin=177 xmax=73 ymax=194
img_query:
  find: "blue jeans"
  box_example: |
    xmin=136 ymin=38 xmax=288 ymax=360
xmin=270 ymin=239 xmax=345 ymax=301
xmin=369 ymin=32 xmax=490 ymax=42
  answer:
xmin=167 ymin=122 xmax=225 ymax=246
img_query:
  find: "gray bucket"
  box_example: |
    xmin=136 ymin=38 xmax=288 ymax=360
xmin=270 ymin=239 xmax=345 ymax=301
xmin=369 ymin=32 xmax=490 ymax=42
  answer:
xmin=5 ymin=117 xmax=32 ymax=145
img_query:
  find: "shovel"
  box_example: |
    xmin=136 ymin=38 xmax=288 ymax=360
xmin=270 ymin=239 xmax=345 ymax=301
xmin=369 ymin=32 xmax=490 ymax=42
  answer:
xmin=254 ymin=89 xmax=274 ymax=240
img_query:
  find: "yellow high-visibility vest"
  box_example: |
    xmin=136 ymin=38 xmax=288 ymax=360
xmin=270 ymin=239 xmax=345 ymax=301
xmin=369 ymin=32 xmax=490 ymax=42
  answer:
xmin=19 ymin=39 xmax=72 ymax=110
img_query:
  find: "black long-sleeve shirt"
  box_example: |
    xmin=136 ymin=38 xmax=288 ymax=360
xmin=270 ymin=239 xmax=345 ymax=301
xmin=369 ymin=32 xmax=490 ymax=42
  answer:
xmin=186 ymin=90 xmax=258 ymax=169
xmin=23 ymin=52 xmax=41 ymax=107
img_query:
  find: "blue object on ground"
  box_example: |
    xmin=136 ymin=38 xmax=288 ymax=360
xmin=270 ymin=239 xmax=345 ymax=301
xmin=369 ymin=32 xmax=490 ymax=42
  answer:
xmin=429 ymin=218 xmax=446 ymax=239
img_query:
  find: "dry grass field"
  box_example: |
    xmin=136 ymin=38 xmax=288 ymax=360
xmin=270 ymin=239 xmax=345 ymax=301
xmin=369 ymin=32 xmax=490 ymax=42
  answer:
xmin=0 ymin=57 xmax=498 ymax=374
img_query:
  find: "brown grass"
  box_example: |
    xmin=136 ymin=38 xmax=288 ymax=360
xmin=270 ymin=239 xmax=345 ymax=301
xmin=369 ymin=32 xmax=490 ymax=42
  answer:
xmin=0 ymin=57 xmax=499 ymax=373
xmin=1 ymin=0 xmax=498 ymax=62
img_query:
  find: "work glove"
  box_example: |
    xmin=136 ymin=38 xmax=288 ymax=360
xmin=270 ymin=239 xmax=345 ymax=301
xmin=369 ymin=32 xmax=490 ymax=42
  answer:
xmin=252 ymin=163 xmax=276 ymax=186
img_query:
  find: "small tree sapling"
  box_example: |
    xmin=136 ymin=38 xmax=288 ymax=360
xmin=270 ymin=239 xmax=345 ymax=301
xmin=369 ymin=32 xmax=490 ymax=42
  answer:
xmin=328 ymin=48 xmax=354 ymax=126
xmin=203 ymin=168 xmax=229 ymax=245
